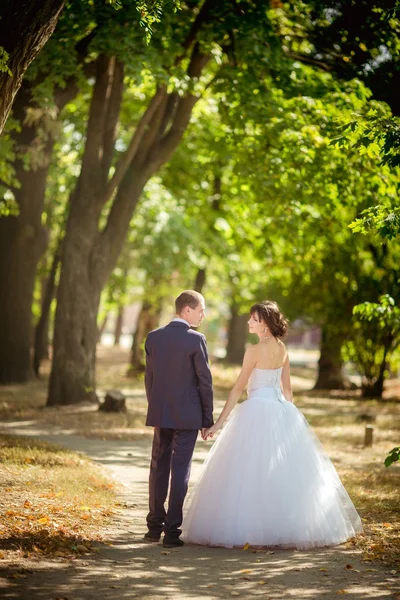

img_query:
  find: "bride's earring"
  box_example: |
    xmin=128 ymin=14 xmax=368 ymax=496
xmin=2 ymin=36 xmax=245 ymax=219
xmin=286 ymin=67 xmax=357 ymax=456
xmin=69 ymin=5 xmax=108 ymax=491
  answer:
xmin=262 ymin=326 xmax=272 ymax=341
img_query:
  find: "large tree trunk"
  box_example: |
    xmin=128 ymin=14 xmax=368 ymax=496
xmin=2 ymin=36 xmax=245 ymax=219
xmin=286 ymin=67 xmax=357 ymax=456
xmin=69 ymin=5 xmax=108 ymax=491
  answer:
xmin=48 ymin=232 xmax=103 ymax=405
xmin=0 ymin=0 xmax=65 ymax=134
xmin=0 ymin=74 xmax=81 ymax=384
xmin=0 ymin=217 xmax=47 ymax=382
xmin=47 ymin=39 xmax=210 ymax=406
xmin=313 ymin=327 xmax=347 ymax=390
xmin=225 ymin=305 xmax=248 ymax=364
xmin=129 ymin=301 xmax=162 ymax=374
xmin=0 ymin=85 xmax=52 ymax=382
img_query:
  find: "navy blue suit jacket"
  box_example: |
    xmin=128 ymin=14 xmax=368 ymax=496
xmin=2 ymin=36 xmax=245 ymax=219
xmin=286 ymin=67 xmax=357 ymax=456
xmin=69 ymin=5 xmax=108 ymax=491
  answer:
xmin=145 ymin=321 xmax=214 ymax=429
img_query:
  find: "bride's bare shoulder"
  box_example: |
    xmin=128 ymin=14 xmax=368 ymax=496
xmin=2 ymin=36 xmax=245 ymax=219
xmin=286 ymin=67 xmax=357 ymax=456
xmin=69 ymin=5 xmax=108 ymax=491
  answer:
xmin=245 ymin=343 xmax=261 ymax=360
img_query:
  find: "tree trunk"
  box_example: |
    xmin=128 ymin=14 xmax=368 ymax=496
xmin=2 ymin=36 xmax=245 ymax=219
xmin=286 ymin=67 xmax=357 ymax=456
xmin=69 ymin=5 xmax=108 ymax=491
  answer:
xmin=47 ymin=221 xmax=103 ymax=405
xmin=362 ymin=373 xmax=385 ymax=399
xmin=129 ymin=301 xmax=162 ymax=374
xmin=114 ymin=305 xmax=124 ymax=346
xmin=33 ymin=244 xmax=61 ymax=376
xmin=361 ymin=342 xmax=391 ymax=399
xmin=313 ymin=327 xmax=347 ymax=390
xmin=194 ymin=268 xmax=206 ymax=293
xmin=225 ymin=305 xmax=248 ymax=364
xmin=0 ymin=61 xmax=84 ymax=384
xmin=0 ymin=85 xmax=51 ymax=382
xmin=0 ymin=217 xmax=47 ymax=382
xmin=98 ymin=312 xmax=109 ymax=341
xmin=0 ymin=0 xmax=65 ymax=134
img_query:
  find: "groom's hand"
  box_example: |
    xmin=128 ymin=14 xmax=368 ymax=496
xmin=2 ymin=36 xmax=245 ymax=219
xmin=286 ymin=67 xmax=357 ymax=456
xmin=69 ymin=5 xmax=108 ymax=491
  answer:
xmin=201 ymin=428 xmax=207 ymax=440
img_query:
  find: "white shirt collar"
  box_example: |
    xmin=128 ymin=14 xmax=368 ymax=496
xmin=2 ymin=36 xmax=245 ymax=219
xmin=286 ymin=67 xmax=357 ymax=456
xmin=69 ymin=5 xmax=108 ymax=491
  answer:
xmin=172 ymin=317 xmax=190 ymax=326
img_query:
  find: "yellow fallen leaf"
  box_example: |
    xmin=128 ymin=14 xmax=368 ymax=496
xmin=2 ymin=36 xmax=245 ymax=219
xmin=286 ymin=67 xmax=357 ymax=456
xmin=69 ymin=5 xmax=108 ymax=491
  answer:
xmin=37 ymin=516 xmax=50 ymax=524
xmin=0 ymin=551 xmax=5 ymax=559
xmin=258 ymin=580 xmax=267 ymax=585
xmin=242 ymin=543 xmax=250 ymax=551
xmin=240 ymin=569 xmax=252 ymax=574
xmin=319 ymin=568 xmax=329 ymax=572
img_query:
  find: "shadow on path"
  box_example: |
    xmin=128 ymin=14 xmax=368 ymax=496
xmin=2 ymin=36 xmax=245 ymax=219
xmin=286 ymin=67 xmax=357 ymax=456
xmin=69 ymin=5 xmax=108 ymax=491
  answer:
xmin=0 ymin=423 xmax=398 ymax=600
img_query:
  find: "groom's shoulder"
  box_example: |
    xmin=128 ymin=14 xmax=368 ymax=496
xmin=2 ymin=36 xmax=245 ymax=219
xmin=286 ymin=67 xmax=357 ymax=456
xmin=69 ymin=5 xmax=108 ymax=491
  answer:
xmin=187 ymin=329 xmax=206 ymax=343
xmin=146 ymin=325 xmax=167 ymax=341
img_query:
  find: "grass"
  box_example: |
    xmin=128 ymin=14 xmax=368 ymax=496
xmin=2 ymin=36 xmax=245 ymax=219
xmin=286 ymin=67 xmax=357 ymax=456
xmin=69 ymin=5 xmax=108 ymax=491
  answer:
xmin=0 ymin=434 xmax=117 ymax=562
xmin=0 ymin=345 xmax=399 ymax=566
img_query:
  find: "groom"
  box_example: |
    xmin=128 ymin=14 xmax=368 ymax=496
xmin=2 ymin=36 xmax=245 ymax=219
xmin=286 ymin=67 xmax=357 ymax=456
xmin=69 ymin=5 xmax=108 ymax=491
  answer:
xmin=143 ymin=290 xmax=214 ymax=548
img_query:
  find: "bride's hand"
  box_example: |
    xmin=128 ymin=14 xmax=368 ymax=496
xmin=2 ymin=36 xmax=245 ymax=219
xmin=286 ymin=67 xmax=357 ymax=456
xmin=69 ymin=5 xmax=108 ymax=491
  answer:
xmin=205 ymin=423 xmax=221 ymax=439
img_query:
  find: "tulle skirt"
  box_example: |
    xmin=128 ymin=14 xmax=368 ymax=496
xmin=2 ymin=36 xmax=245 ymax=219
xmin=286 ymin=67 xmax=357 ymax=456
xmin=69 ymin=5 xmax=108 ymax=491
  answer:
xmin=182 ymin=388 xmax=363 ymax=549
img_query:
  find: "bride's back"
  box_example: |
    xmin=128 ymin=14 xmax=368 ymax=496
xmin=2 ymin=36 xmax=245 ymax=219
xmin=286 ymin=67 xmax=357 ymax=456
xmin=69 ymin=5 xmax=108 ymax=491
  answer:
xmin=253 ymin=338 xmax=287 ymax=370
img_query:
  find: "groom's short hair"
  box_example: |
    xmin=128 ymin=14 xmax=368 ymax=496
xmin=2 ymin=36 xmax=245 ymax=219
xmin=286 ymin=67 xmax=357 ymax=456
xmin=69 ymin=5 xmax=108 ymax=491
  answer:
xmin=175 ymin=290 xmax=203 ymax=314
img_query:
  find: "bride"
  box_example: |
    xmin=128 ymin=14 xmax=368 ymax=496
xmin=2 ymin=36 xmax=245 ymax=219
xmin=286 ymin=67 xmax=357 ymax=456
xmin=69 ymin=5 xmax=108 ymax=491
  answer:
xmin=182 ymin=300 xmax=363 ymax=549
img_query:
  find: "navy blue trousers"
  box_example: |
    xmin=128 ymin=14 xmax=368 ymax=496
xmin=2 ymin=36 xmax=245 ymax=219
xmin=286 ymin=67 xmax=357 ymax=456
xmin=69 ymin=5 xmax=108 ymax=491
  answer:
xmin=147 ymin=427 xmax=198 ymax=538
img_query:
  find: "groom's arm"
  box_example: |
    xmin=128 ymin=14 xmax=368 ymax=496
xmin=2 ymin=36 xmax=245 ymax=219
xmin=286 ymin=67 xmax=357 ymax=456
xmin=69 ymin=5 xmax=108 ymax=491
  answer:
xmin=193 ymin=334 xmax=214 ymax=428
xmin=144 ymin=336 xmax=153 ymax=402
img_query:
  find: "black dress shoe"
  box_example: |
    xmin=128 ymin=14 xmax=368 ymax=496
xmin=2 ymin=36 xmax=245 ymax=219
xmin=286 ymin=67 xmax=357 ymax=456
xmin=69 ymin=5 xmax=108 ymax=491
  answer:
xmin=163 ymin=536 xmax=184 ymax=548
xmin=143 ymin=532 xmax=161 ymax=542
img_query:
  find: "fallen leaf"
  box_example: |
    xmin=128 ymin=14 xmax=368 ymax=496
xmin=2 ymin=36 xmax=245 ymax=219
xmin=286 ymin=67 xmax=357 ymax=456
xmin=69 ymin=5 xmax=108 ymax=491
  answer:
xmin=337 ymin=591 xmax=348 ymax=595
xmin=230 ymin=593 xmax=240 ymax=597
xmin=258 ymin=580 xmax=267 ymax=585
xmin=240 ymin=569 xmax=252 ymax=574
xmin=320 ymin=568 xmax=329 ymax=572
xmin=37 ymin=516 xmax=50 ymax=524
xmin=242 ymin=543 xmax=250 ymax=551
xmin=345 ymin=564 xmax=354 ymax=570
xmin=161 ymin=551 xmax=170 ymax=555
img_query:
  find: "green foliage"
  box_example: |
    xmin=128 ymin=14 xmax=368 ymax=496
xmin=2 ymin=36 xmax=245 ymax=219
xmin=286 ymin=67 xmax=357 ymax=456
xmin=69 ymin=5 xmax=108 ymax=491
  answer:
xmin=350 ymin=206 xmax=400 ymax=240
xmin=135 ymin=0 xmax=181 ymax=43
xmin=353 ymin=294 xmax=400 ymax=332
xmin=0 ymin=46 xmax=11 ymax=76
xmin=385 ymin=446 xmax=400 ymax=468
xmin=345 ymin=295 xmax=400 ymax=395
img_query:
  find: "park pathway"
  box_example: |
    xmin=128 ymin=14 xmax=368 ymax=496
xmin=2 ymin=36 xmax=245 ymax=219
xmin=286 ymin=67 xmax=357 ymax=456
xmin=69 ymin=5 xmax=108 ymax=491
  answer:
xmin=0 ymin=420 xmax=399 ymax=600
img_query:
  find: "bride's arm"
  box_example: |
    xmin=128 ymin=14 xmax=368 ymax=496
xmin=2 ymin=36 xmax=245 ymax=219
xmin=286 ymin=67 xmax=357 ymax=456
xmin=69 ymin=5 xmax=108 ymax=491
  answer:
xmin=281 ymin=354 xmax=293 ymax=403
xmin=205 ymin=347 xmax=257 ymax=438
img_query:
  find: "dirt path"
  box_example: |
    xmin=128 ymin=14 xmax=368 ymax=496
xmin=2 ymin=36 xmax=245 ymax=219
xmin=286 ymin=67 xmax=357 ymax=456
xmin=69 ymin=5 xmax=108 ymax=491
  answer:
xmin=1 ymin=422 xmax=399 ymax=600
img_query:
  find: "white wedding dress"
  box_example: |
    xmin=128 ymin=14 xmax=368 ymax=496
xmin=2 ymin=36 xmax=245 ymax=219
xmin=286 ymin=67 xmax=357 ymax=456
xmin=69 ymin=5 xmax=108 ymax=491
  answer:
xmin=182 ymin=367 xmax=363 ymax=549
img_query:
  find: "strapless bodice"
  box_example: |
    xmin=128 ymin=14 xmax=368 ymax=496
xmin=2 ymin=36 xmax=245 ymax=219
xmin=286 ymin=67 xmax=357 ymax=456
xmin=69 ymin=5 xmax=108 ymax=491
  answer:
xmin=248 ymin=367 xmax=283 ymax=393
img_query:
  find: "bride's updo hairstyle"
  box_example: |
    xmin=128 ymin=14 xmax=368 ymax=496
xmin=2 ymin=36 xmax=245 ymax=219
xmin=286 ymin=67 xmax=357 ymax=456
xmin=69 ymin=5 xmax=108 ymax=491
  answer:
xmin=250 ymin=300 xmax=288 ymax=338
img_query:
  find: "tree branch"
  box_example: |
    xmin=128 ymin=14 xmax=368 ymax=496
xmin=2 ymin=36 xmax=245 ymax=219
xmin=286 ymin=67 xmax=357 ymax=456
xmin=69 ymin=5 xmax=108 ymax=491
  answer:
xmin=79 ymin=54 xmax=115 ymax=194
xmin=175 ymin=0 xmax=216 ymax=65
xmin=285 ymin=51 xmax=333 ymax=72
xmin=145 ymin=46 xmax=210 ymax=175
xmin=101 ymin=86 xmax=167 ymax=205
xmin=102 ymin=58 xmax=125 ymax=185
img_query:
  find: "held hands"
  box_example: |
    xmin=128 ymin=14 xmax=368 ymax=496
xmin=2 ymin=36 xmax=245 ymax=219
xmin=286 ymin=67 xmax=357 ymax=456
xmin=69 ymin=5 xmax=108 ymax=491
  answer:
xmin=203 ymin=422 xmax=221 ymax=440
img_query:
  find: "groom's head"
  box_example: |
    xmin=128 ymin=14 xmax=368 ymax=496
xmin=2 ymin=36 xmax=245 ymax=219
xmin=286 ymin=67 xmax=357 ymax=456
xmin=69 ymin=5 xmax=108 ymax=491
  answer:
xmin=175 ymin=290 xmax=206 ymax=328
